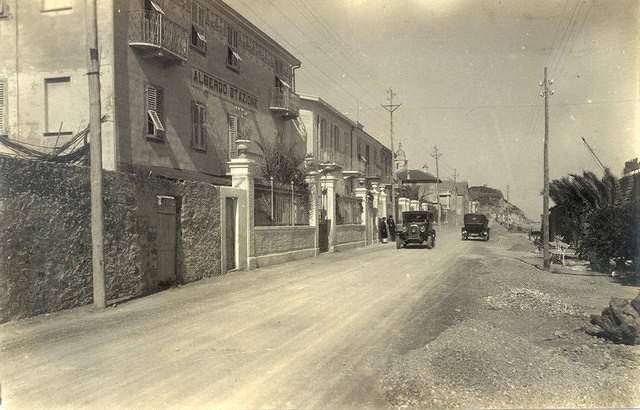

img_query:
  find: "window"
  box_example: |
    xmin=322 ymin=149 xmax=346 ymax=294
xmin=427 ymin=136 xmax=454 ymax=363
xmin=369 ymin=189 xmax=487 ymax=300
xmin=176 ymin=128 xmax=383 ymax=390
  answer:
xmin=319 ymin=118 xmax=326 ymax=149
xmin=0 ymin=79 xmax=6 ymax=135
xmin=145 ymin=84 xmax=165 ymax=139
xmin=191 ymin=101 xmax=207 ymax=151
xmin=332 ymin=125 xmax=339 ymax=152
xmin=226 ymin=25 xmax=241 ymax=71
xmin=0 ymin=0 xmax=6 ymax=17
xmin=44 ymin=77 xmax=73 ymax=135
xmin=42 ymin=0 xmax=72 ymax=11
xmin=226 ymin=47 xmax=241 ymax=71
xmin=228 ymin=113 xmax=238 ymax=159
xmin=190 ymin=1 xmax=207 ymax=53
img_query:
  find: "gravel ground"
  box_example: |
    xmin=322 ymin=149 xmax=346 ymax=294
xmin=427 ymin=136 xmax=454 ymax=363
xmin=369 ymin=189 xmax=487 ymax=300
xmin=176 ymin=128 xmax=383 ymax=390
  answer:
xmin=382 ymin=230 xmax=640 ymax=409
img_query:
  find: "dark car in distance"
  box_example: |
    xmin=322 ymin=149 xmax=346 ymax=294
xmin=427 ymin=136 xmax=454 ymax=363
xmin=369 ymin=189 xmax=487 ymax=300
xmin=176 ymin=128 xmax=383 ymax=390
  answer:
xmin=461 ymin=213 xmax=490 ymax=241
xmin=396 ymin=211 xmax=436 ymax=249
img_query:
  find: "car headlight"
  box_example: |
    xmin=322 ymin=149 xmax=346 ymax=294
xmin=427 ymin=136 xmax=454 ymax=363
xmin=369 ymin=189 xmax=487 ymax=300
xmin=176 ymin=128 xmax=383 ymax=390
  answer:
xmin=402 ymin=226 xmax=408 ymax=232
xmin=420 ymin=226 xmax=426 ymax=232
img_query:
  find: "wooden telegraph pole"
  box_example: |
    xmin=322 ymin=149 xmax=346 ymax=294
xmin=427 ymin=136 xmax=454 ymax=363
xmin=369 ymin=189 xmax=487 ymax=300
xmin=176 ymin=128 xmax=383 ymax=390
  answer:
xmin=431 ymin=146 xmax=442 ymax=224
xmin=539 ymin=67 xmax=553 ymax=271
xmin=85 ymin=0 xmax=106 ymax=307
xmin=381 ymin=88 xmax=401 ymax=221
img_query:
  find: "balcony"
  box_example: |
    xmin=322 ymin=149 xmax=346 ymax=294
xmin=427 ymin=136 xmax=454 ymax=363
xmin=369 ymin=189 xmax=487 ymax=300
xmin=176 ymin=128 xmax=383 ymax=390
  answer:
xmin=318 ymin=149 xmax=350 ymax=169
xmin=129 ymin=10 xmax=189 ymax=64
xmin=269 ymin=87 xmax=299 ymax=118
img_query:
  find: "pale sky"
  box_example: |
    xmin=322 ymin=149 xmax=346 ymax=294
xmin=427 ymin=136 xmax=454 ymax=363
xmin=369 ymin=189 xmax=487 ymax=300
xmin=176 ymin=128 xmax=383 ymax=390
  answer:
xmin=226 ymin=0 xmax=639 ymax=219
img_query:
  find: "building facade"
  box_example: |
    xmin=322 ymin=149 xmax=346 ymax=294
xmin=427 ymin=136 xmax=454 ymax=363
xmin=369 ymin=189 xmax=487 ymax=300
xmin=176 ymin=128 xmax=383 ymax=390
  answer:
xmin=298 ymin=95 xmax=392 ymax=194
xmin=0 ymin=0 xmax=302 ymax=180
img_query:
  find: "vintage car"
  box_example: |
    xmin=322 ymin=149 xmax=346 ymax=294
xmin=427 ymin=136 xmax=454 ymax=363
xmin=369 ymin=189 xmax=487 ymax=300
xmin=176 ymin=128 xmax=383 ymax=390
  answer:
xmin=396 ymin=211 xmax=436 ymax=249
xmin=461 ymin=213 xmax=490 ymax=241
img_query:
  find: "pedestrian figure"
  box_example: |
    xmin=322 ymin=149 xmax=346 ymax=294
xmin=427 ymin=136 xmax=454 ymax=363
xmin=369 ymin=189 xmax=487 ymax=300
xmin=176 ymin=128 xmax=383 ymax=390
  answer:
xmin=387 ymin=215 xmax=396 ymax=239
xmin=379 ymin=217 xmax=388 ymax=243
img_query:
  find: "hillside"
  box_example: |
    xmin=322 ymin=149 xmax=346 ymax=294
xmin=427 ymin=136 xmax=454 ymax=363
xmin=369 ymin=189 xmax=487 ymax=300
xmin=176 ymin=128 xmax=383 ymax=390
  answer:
xmin=469 ymin=186 xmax=536 ymax=230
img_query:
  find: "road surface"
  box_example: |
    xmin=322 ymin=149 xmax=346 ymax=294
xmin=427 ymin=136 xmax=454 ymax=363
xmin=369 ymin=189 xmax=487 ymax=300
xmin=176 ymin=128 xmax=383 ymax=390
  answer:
xmin=1 ymin=227 xmax=504 ymax=409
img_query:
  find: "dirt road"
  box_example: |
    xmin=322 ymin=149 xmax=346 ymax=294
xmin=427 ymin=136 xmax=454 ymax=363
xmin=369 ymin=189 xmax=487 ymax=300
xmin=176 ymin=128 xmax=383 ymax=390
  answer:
xmin=1 ymin=227 xmax=493 ymax=409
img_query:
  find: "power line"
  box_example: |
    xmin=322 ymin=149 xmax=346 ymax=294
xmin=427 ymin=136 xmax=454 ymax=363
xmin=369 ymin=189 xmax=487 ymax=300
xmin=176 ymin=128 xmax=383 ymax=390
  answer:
xmin=265 ymin=0 xmax=383 ymax=104
xmin=233 ymin=0 xmax=389 ymax=133
xmin=358 ymin=98 xmax=639 ymax=112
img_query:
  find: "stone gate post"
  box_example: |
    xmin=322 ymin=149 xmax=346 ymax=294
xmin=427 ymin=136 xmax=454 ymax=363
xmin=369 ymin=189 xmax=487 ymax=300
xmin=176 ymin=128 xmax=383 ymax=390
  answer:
xmin=305 ymin=170 xmax=321 ymax=256
xmin=354 ymin=177 xmax=369 ymax=245
xmin=320 ymin=174 xmax=337 ymax=252
xmin=228 ymin=142 xmax=255 ymax=270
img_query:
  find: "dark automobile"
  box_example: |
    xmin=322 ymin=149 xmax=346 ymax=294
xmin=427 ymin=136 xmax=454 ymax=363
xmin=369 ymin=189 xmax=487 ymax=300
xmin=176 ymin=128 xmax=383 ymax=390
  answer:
xmin=461 ymin=213 xmax=490 ymax=241
xmin=396 ymin=211 xmax=436 ymax=249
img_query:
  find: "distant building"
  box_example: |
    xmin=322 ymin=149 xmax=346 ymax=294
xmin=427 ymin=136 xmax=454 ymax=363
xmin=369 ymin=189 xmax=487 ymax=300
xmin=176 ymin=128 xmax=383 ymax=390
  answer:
xmin=298 ymin=95 xmax=392 ymax=194
xmin=394 ymin=143 xmax=408 ymax=174
xmin=455 ymin=181 xmax=470 ymax=223
xmin=0 ymin=0 xmax=302 ymax=181
xmin=623 ymin=157 xmax=640 ymax=176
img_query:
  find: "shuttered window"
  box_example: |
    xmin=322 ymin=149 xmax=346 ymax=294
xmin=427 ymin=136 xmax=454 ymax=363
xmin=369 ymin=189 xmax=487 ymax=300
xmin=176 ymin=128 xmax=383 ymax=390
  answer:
xmin=0 ymin=79 xmax=6 ymax=135
xmin=190 ymin=1 xmax=207 ymax=53
xmin=145 ymin=84 xmax=165 ymax=138
xmin=191 ymin=101 xmax=207 ymax=151
xmin=228 ymin=113 xmax=238 ymax=159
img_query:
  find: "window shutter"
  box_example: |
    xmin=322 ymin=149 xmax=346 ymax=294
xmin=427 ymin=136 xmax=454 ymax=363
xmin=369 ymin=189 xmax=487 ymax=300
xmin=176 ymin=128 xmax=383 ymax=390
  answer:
xmin=146 ymin=85 xmax=164 ymax=135
xmin=199 ymin=105 xmax=207 ymax=149
xmin=0 ymin=79 xmax=6 ymax=135
xmin=191 ymin=101 xmax=198 ymax=147
xmin=228 ymin=114 xmax=238 ymax=159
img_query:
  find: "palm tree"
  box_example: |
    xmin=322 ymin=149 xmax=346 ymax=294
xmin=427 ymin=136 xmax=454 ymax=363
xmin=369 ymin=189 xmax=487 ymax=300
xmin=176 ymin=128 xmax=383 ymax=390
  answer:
xmin=550 ymin=168 xmax=632 ymax=266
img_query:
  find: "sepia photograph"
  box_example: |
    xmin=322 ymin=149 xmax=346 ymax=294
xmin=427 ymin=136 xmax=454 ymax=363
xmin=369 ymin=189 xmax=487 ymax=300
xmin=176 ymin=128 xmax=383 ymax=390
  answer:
xmin=0 ymin=0 xmax=638 ymax=408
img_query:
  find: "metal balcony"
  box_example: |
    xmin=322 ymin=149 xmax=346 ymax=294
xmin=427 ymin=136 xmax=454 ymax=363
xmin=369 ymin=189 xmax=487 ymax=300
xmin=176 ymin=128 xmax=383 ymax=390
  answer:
xmin=269 ymin=87 xmax=299 ymax=118
xmin=318 ymin=149 xmax=350 ymax=169
xmin=129 ymin=10 xmax=188 ymax=63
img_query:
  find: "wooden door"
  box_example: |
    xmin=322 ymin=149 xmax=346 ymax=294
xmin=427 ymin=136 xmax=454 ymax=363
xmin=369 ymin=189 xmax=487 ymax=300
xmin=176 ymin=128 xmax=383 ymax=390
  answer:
xmin=156 ymin=196 xmax=177 ymax=287
xmin=225 ymin=197 xmax=236 ymax=271
xmin=318 ymin=219 xmax=329 ymax=253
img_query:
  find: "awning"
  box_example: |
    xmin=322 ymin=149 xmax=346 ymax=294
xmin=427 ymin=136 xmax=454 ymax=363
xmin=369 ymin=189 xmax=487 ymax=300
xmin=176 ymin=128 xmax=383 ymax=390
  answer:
xmin=147 ymin=110 xmax=165 ymax=132
xmin=149 ymin=0 xmax=164 ymax=14
xmin=278 ymin=78 xmax=291 ymax=89
xmin=196 ymin=30 xmax=206 ymax=42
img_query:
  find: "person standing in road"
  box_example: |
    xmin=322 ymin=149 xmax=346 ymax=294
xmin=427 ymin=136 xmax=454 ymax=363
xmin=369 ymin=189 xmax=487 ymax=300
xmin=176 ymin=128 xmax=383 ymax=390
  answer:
xmin=387 ymin=215 xmax=396 ymax=240
xmin=379 ymin=217 xmax=388 ymax=243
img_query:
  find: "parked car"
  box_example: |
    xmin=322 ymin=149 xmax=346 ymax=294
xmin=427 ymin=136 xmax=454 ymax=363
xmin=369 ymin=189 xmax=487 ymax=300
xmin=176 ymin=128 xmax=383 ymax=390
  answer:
xmin=461 ymin=213 xmax=490 ymax=241
xmin=396 ymin=211 xmax=436 ymax=249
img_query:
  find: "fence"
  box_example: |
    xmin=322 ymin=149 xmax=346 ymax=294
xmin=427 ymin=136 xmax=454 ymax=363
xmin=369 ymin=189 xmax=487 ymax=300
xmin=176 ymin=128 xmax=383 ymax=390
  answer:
xmin=336 ymin=193 xmax=362 ymax=225
xmin=254 ymin=179 xmax=309 ymax=226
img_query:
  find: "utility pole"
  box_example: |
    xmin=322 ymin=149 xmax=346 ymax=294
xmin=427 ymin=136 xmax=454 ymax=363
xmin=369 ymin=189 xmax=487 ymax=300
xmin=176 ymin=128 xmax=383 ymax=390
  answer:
xmin=539 ymin=67 xmax=554 ymax=271
xmin=452 ymin=168 xmax=458 ymax=227
xmin=431 ymin=146 xmax=442 ymax=225
xmin=85 ymin=0 xmax=106 ymax=308
xmin=381 ymin=88 xmax=401 ymax=220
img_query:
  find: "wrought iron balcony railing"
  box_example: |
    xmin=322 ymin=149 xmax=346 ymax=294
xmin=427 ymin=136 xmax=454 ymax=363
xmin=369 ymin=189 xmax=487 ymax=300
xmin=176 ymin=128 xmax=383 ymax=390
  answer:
xmin=129 ymin=10 xmax=189 ymax=63
xmin=318 ymin=149 xmax=350 ymax=168
xmin=269 ymin=87 xmax=299 ymax=118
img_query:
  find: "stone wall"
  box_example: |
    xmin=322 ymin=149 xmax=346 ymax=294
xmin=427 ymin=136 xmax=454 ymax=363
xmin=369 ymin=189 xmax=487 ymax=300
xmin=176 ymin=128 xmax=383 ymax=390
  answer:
xmin=335 ymin=224 xmax=366 ymax=251
xmin=0 ymin=156 xmax=221 ymax=322
xmin=251 ymin=226 xmax=316 ymax=268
